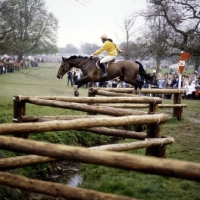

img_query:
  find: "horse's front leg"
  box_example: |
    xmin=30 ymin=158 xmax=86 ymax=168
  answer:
xmin=74 ymin=76 xmax=89 ymax=97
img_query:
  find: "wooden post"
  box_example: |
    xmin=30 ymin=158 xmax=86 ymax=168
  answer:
xmin=13 ymin=96 xmax=29 ymax=139
xmin=177 ymin=106 xmax=183 ymax=121
xmin=145 ymin=123 xmax=166 ymax=157
xmin=173 ymin=93 xmax=182 ymax=120
xmin=13 ymin=96 xmax=26 ymax=122
xmin=148 ymin=103 xmax=158 ymax=114
xmin=146 ymin=100 xmax=166 ymax=157
xmin=87 ymin=89 xmax=96 ymax=115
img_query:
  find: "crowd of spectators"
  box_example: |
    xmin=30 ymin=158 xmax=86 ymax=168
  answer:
xmin=0 ymin=57 xmax=40 ymax=75
xmin=73 ymin=68 xmax=200 ymax=100
xmin=149 ymin=69 xmax=200 ymax=99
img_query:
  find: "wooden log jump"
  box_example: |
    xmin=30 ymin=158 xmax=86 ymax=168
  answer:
xmin=0 ymin=136 xmax=199 ymax=182
xmin=12 ymin=94 xmax=169 ymax=157
xmin=8 ymin=108 xmax=169 ymax=157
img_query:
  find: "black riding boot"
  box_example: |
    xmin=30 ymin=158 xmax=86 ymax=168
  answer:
xmin=100 ymin=63 xmax=107 ymax=78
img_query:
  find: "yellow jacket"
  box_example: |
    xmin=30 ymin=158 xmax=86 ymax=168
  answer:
xmin=93 ymin=40 xmax=121 ymax=56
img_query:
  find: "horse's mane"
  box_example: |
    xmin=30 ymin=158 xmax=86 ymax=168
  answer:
xmin=67 ymin=55 xmax=88 ymax=60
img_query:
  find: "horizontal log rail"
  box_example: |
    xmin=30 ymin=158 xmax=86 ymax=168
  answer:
xmin=8 ymin=115 xmax=174 ymax=140
xmin=14 ymin=98 xmax=148 ymax=117
xmin=0 ymin=138 xmax=174 ymax=170
xmin=0 ymin=136 xmax=199 ymax=181
xmin=16 ymin=119 xmax=148 ymax=139
xmin=14 ymin=95 xmax=162 ymax=104
xmin=18 ymin=115 xmax=107 ymax=122
xmin=0 ymin=172 xmax=136 ymax=200
xmin=89 ymin=87 xmax=186 ymax=94
xmin=0 ymin=113 xmax=169 ymax=135
xmin=92 ymin=103 xmax=187 ymax=108
xmin=89 ymin=88 xmax=137 ymax=97
xmin=90 ymin=138 xmax=174 ymax=151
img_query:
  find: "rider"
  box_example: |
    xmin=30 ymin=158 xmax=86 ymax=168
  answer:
xmin=91 ymin=34 xmax=121 ymax=78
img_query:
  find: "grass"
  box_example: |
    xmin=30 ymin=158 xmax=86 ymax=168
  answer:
xmin=0 ymin=63 xmax=200 ymax=200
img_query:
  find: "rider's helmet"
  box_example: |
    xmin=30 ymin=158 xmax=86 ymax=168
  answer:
xmin=100 ymin=34 xmax=108 ymax=40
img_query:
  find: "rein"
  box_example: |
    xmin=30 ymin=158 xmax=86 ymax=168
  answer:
xmin=77 ymin=57 xmax=91 ymax=67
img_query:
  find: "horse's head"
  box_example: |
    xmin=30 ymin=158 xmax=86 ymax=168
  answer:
xmin=57 ymin=57 xmax=70 ymax=79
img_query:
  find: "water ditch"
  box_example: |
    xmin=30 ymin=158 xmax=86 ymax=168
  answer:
xmin=28 ymin=164 xmax=83 ymax=200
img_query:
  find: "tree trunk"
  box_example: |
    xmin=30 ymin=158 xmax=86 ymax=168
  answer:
xmin=194 ymin=56 xmax=200 ymax=71
xmin=17 ymin=54 xmax=23 ymax=63
xmin=156 ymin=57 xmax=161 ymax=74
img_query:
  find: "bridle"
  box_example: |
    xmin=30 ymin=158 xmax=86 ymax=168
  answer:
xmin=62 ymin=62 xmax=69 ymax=71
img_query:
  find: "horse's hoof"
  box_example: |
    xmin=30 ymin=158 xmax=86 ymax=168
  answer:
xmin=74 ymin=91 xmax=79 ymax=97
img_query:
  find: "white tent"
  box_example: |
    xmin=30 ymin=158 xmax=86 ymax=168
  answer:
xmin=2 ymin=54 xmax=10 ymax=58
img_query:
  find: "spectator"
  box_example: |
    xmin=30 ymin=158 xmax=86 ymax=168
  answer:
xmin=73 ymin=71 xmax=78 ymax=84
xmin=171 ymin=74 xmax=179 ymax=88
xmin=0 ymin=62 xmax=3 ymax=75
xmin=67 ymin=71 xmax=73 ymax=86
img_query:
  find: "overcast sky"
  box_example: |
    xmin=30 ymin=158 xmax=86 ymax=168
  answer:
xmin=45 ymin=0 xmax=146 ymax=48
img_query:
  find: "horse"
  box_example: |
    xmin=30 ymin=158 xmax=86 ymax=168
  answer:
xmin=57 ymin=55 xmax=153 ymax=96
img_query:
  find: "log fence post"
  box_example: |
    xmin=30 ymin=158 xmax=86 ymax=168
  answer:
xmin=145 ymin=123 xmax=166 ymax=157
xmin=87 ymin=89 xmax=96 ymax=115
xmin=146 ymin=101 xmax=166 ymax=157
xmin=13 ymin=96 xmax=29 ymax=139
xmin=173 ymin=93 xmax=182 ymax=120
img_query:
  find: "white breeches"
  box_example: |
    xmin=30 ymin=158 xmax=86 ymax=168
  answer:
xmin=100 ymin=55 xmax=116 ymax=63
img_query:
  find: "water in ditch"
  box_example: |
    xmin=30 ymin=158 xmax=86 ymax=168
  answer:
xmin=28 ymin=165 xmax=83 ymax=200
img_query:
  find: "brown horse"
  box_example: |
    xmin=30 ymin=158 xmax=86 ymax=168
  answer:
xmin=57 ymin=55 xmax=153 ymax=96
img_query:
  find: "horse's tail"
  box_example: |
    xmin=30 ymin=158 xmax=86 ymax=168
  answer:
xmin=135 ymin=61 xmax=153 ymax=82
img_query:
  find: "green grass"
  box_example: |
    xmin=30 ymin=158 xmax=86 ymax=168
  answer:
xmin=80 ymin=99 xmax=200 ymax=200
xmin=0 ymin=63 xmax=200 ymax=200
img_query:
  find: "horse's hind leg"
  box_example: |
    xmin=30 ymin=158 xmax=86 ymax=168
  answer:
xmin=126 ymin=79 xmax=143 ymax=95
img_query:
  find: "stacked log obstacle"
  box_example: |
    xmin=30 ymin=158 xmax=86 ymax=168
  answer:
xmin=12 ymin=95 xmax=169 ymax=157
xmin=88 ymin=87 xmax=187 ymax=120
xmin=0 ymin=94 xmax=193 ymax=199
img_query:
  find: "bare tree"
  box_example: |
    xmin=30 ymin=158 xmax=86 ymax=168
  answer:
xmin=118 ymin=16 xmax=137 ymax=59
xmin=137 ymin=4 xmax=173 ymax=73
xmin=146 ymin=0 xmax=200 ymax=70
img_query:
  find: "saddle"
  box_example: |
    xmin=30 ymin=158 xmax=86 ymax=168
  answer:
xmin=92 ymin=57 xmax=115 ymax=69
